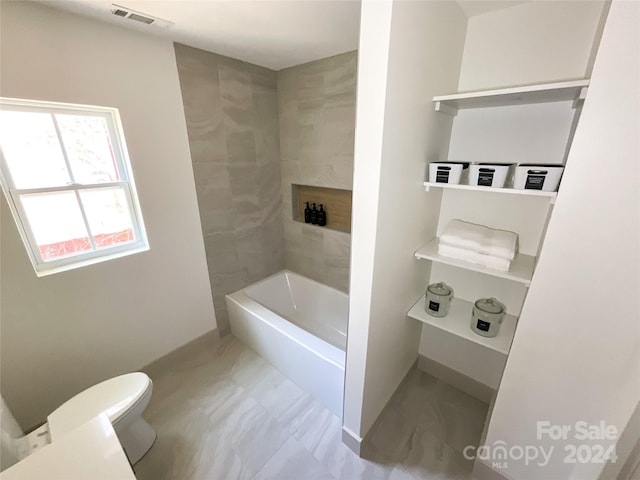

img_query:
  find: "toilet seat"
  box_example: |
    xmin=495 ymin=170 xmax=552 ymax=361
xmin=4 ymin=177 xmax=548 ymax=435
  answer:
xmin=47 ymin=373 xmax=152 ymax=440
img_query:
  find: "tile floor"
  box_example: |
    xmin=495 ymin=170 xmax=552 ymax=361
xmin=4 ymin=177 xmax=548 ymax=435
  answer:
xmin=134 ymin=335 xmax=488 ymax=480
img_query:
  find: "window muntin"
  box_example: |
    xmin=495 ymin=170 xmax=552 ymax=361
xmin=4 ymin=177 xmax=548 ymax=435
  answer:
xmin=0 ymin=98 xmax=148 ymax=276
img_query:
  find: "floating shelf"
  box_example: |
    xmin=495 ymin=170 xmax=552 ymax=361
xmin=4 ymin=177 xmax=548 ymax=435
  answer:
xmin=408 ymin=296 xmax=517 ymax=356
xmin=433 ymin=79 xmax=589 ymax=115
xmin=423 ymin=181 xmax=558 ymax=203
xmin=415 ymin=238 xmax=535 ymax=286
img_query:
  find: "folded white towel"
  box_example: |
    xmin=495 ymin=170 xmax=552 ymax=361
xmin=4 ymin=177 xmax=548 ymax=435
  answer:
xmin=438 ymin=243 xmax=512 ymax=272
xmin=440 ymin=219 xmax=487 ymax=252
xmin=440 ymin=219 xmax=518 ymax=261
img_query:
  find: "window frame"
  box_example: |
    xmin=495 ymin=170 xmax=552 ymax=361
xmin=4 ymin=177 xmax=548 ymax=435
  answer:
xmin=0 ymin=97 xmax=149 ymax=276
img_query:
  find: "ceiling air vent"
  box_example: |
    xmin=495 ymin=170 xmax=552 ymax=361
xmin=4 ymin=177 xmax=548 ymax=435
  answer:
xmin=110 ymin=4 xmax=174 ymax=28
xmin=128 ymin=13 xmax=155 ymax=25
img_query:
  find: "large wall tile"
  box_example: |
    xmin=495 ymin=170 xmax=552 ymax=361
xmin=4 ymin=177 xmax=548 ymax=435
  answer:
xmin=177 ymin=44 xmax=355 ymax=335
xmin=323 ymin=232 xmax=351 ymax=292
xmin=176 ymin=44 xmax=285 ymax=333
xmin=277 ymin=51 xmax=357 ymax=292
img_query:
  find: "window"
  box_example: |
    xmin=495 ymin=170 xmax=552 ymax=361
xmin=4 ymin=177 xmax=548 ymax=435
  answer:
xmin=0 ymin=98 xmax=148 ymax=276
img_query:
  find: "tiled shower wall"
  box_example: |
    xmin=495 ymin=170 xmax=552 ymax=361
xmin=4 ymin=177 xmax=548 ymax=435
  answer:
xmin=176 ymin=46 xmax=357 ymax=332
xmin=278 ymin=52 xmax=357 ymax=292
xmin=175 ymin=44 xmax=285 ymax=333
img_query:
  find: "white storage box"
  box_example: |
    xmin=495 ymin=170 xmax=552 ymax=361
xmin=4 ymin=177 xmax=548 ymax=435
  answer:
xmin=514 ymin=164 xmax=564 ymax=192
xmin=429 ymin=162 xmax=469 ymax=185
xmin=469 ymin=163 xmax=514 ymax=188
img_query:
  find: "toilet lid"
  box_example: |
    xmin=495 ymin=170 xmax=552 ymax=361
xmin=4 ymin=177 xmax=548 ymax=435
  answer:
xmin=47 ymin=372 xmax=151 ymax=439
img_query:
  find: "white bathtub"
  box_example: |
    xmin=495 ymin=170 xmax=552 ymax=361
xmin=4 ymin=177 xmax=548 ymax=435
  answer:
xmin=225 ymin=270 xmax=348 ymax=418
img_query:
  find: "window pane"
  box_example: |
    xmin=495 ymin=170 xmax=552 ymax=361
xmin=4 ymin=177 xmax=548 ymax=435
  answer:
xmin=79 ymin=187 xmax=135 ymax=249
xmin=20 ymin=191 xmax=92 ymax=261
xmin=0 ymin=111 xmax=71 ymax=188
xmin=56 ymin=114 xmax=120 ymax=184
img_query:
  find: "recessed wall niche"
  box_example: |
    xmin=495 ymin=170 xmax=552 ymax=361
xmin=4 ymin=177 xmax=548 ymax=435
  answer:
xmin=292 ymin=184 xmax=352 ymax=233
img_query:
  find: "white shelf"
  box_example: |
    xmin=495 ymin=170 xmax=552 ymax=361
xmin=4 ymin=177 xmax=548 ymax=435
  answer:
xmin=423 ymin=181 xmax=557 ymax=203
xmin=433 ymin=79 xmax=589 ymax=114
xmin=415 ymin=238 xmax=535 ymax=286
xmin=408 ymin=296 xmax=517 ymax=356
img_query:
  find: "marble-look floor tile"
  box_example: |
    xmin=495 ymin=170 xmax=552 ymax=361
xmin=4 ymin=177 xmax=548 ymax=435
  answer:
xmin=388 ymin=466 xmax=422 ymax=480
xmin=205 ymin=390 xmax=290 ymax=479
xmin=297 ymin=407 xmax=396 ymax=480
xmin=136 ymin=339 xmax=289 ymax=480
xmin=274 ymin=390 xmax=316 ymax=425
xmin=135 ymin=335 xmax=486 ymax=480
xmin=365 ymin=369 xmax=486 ymax=480
xmin=243 ymin=367 xmax=309 ymax=420
xmin=277 ymin=388 xmax=406 ymax=480
xmin=432 ymin=382 xmax=488 ymax=456
xmin=401 ymin=428 xmax=474 ymax=480
xmin=252 ymin=437 xmax=335 ymax=480
xmin=282 ymin=398 xmax=332 ymax=444
xmin=229 ymin=344 xmax=271 ymax=385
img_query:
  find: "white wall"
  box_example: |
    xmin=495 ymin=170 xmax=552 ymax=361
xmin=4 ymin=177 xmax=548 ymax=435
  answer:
xmin=342 ymin=0 xmax=392 ymax=443
xmin=458 ymin=0 xmax=607 ymax=91
xmin=478 ymin=1 xmax=639 ymax=478
xmin=417 ymin=0 xmax=609 ymax=396
xmin=0 ymin=2 xmax=217 ymax=429
xmin=448 ymin=102 xmax=577 ymax=166
xmin=449 ymin=0 xmax=604 ymax=192
xmin=344 ymin=0 xmax=466 ymax=441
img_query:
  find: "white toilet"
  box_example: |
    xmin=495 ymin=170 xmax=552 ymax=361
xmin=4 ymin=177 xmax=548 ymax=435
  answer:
xmin=44 ymin=372 xmax=156 ymax=464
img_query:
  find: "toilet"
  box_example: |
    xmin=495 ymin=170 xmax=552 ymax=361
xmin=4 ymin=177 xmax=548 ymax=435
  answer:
xmin=0 ymin=372 xmax=156 ymax=469
xmin=45 ymin=372 xmax=155 ymax=464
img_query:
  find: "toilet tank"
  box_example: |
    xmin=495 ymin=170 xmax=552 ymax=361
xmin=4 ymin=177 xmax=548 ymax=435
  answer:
xmin=0 ymin=395 xmax=23 ymax=471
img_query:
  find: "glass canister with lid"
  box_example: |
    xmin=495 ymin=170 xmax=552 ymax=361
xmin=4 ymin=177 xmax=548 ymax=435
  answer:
xmin=425 ymin=282 xmax=454 ymax=318
xmin=471 ymin=297 xmax=506 ymax=337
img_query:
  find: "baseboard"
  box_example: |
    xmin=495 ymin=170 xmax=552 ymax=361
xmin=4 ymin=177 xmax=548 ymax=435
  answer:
xmin=142 ymin=329 xmax=220 ymax=377
xmin=417 ymin=354 xmax=494 ymax=404
xmin=342 ymin=360 xmax=418 ymax=458
xmin=341 ymin=426 xmax=363 ymax=456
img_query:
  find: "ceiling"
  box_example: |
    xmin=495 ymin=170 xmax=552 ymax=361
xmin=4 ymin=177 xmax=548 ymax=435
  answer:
xmin=38 ymin=0 xmax=528 ymax=71
xmin=38 ymin=0 xmax=362 ymax=70
xmin=456 ymin=0 xmax=529 ymax=18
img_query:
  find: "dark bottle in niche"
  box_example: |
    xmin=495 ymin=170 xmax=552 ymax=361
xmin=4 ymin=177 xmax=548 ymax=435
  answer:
xmin=310 ymin=203 xmax=319 ymax=225
xmin=318 ymin=204 xmax=327 ymax=226
xmin=304 ymin=201 xmax=312 ymax=223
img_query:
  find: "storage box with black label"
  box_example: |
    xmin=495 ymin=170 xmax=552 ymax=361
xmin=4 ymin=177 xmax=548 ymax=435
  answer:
xmin=513 ymin=164 xmax=564 ymax=192
xmin=469 ymin=163 xmax=514 ymax=188
xmin=428 ymin=162 xmax=469 ymax=185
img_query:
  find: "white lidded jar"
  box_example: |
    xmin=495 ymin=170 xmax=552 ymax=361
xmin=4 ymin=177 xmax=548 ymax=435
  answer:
xmin=425 ymin=282 xmax=454 ymax=318
xmin=471 ymin=297 xmax=506 ymax=338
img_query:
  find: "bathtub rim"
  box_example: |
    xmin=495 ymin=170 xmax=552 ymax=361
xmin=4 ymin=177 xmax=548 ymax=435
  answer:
xmin=226 ymin=270 xmax=347 ymax=369
xmin=244 ymin=269 xmax=349 ymax=302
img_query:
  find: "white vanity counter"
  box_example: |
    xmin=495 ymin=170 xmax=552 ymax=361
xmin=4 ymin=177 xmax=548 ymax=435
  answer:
xmin=0 ymin=413 xmax=135 ymax=479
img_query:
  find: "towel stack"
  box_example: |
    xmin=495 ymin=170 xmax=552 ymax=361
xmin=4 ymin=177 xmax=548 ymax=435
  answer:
xmin=438 ymin=219 xmax=518 ymax=272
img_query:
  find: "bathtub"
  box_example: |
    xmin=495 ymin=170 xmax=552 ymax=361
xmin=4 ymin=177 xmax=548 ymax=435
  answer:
xmin=225 ymin=270 xmax=348 ymax=418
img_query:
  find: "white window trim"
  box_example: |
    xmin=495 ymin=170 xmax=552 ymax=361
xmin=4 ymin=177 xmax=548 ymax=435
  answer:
xmin=0 ymin=97 xmax=149 ymax=276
